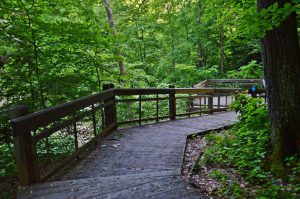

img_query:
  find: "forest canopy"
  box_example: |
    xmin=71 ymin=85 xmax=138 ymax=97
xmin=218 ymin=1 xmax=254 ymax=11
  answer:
xmin=0 ymin=0 xmax=271 ymax=113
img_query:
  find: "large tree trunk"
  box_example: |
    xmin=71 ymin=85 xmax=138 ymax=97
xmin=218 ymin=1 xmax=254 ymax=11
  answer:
xmin=258 ymin=0 xmax=300 ymax=168
xmin=104 ymin=0 xmax=126 ymax=75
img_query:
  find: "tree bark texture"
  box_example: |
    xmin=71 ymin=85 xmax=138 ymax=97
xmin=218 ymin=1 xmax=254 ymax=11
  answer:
xmin=258 ymin=0 xmax=300 ymax=163
xmin=104 ymin=0 xmax=126 ymax=75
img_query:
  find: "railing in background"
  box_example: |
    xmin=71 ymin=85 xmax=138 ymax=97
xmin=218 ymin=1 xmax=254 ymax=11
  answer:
xmin=115 ymin=86 xmax=239 ymax=126
xmin=194 ymin=79 xmax=264 ymax=89
xmin=194 ymin=79 xmax=266 ymax=101
xmin=10 ymin=84 xmax=245 ymax=185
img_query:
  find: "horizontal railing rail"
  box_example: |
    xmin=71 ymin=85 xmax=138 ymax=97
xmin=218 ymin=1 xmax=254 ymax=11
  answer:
xmin=11 ymin=90 xmax=115 ymax=136
xmin=10 ymin=84 xmax=259 ymax=186
xmin=194 ymin=79 xmax=264 ymax=88
xmin=208 ymin=79 xmax=263 ymax=84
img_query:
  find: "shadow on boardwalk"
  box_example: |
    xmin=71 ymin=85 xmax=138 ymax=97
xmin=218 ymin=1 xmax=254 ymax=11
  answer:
xmin=18 ymin=112 xmax=237 ymax=199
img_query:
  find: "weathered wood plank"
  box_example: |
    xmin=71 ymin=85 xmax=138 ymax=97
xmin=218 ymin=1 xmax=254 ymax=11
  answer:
xmin=18 ymin=112 xmax=238 ymax=199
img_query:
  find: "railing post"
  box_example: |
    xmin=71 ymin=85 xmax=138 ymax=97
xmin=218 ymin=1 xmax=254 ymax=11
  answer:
xmin=208 ymin=95 xmax=213 ymax=114
xmin=10 ymin=105 xmax=39 ymax=185
xmin=156 ymin=94 xmax=159 ymax=123
xmin=138 ymin=95 xmax=142 ymax=126
xmin=103 ymin=84 xmax=117 ymax=127
xmin=169 ymin=85 xmax=176 ymax=120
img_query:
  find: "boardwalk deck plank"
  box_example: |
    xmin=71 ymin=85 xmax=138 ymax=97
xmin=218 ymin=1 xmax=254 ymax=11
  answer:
xmin=18 ymin=112 xmax=237 ymax=199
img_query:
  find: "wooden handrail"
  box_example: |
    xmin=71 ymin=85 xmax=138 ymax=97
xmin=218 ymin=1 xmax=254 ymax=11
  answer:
xmin=114 ymin=87 xmax=241 ymax=95
xmin=193 ymin=79 xmax=264 ymax=88
xmin=11 ymin=87 xmax=241 ymax=135
xmin=11 ymin=90 xmax=115 ymax=136
xmin=208 ymin=79 xmax=263 ymax=83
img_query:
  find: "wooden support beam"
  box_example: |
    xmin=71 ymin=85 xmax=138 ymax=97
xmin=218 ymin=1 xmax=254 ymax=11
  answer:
xmin=10 ymin=105 xmax=40 ymax=185
xmin=208 ymin=95 xmax=213 ymax=114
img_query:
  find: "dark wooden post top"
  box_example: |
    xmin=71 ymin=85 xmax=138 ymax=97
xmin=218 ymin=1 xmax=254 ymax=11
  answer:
xmin=102 ymin=83 xmax=115 ymax=90
xmin=10 ymin=105 xmax=40 ymax=185
xmin=10 ymin=105 xmax=29 ymax=119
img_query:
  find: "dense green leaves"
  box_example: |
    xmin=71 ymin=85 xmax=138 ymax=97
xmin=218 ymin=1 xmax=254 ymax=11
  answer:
xmin=195 ymin=95 xmax=300 ymax=198
xmin=0 ymin=0 xmax=268 ymax=115
xmin=227 ymin=61 xmax=263 ymax=79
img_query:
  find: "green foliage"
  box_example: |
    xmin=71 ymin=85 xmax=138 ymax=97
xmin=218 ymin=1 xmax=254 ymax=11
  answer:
xmin=208 ymin=170 xmax=246 ymax=198
xmin=196 ymin=95 xmax=300 ymax=198
xmin=227 ymin=61 xmax=263 ymax=79
xmin=161 ymin=64 xmax=220 ymax=87
xmin=117 ymin=65 xmax=157 ymax=88
xmin=0 ymin=143 xmax=15 ymax=177
xmin=230 ymin=94 xmax=269 ymax=131
xmin=209 ymin=170 xmax=228 ymax=182
xmin=36 ymin=135 xmax=74 ymax=162
xmin=258 ymin=1 xmax=300 ymax=37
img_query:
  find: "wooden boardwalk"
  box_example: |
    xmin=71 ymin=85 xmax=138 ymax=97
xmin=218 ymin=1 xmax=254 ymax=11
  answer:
xmin=18 ymin=112 xmax=238 ymax=199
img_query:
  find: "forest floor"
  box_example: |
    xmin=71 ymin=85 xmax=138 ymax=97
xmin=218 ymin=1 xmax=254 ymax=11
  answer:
xmin=182 ymin=130 xmax=252 ymax=198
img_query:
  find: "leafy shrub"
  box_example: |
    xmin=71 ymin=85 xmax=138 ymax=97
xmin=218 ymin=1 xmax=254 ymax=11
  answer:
xmin=36 ymin=134 xmax=75 ymax=163
xmin=227 ymin=60 xmax=263 ymax=79
xmin=230 ymin=94 xmax=269 ymax=131
xmin=0 ymin=143 xmax=15 ymax=177
xmin=196 ymin=94 xmax=300 ymax=198
xmin=156 ymin=64 xmax=220 ymax=87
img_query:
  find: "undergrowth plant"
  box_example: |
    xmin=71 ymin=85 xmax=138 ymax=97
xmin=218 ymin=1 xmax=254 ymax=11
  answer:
xmin=195 ymin=94 xmax=300 ymax=198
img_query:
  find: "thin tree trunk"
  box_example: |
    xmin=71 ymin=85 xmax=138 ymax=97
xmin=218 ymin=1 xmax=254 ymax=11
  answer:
xmin=182 ymin=11 xmax=190 ymax=59
xmin=171 ymin=30 xmax=176 ymax=69
xmin=141 ymin=28 xmax=146 ymax=62
xmin=28 ymin=63 xmax=35 ymax=111
xmin=22 ymin=1 xmax=46 ymax=109
xmin=103 ymin=0 xmax=126 ymax=75
xmin=195 ymin=0 xmax=204 ymax=68
xmin=138 ymin=34 xmax=143 ymax=63
xmin=204 ymin=47 xmax=208 ymax=66
xmin=258 ymin=0 xmax=300 ymax=170
xmin=219 ymin=31 xmax=225 ymax=73
xmin=135 ymin=21 xmax=144 ymax=63
xmin=167 ymin=14 xmax=176 ymax=69
xmin=94 ymin=61 xmax=102 ymax=91
xmin=32 ymin=36 xmax=46 ymax=109
xmin=197 ymin=43 xmax=203 ymax=68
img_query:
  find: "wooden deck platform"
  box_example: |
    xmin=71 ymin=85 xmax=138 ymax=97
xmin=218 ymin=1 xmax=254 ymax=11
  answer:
xmin=18 ymin=112 xmax=238 ymax=199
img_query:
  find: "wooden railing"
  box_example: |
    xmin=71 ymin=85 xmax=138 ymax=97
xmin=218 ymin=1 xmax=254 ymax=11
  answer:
xmin=194 ymin=79 xmax=264 ymax=89
xmin=10 ymin=84 xmax=243 ymax=185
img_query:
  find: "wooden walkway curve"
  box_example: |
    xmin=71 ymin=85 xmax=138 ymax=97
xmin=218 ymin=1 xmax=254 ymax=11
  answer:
xmin=18 ymin=112 xmax=237 ymax=199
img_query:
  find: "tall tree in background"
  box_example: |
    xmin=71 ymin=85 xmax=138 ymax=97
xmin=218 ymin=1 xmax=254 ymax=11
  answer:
xmin=195 ymin=0 xmax=204 ymax=68
xmin=258 ymin=0 xmax=300 ymax=170
xmin=104 ymin=0 xmax=126 ymax=75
